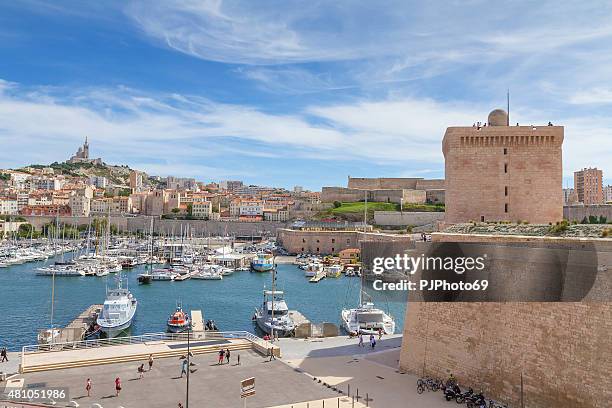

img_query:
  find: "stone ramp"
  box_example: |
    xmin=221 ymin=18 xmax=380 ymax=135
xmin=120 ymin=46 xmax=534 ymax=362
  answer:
xmin=21 ymin=338 xmax=251 ymax=373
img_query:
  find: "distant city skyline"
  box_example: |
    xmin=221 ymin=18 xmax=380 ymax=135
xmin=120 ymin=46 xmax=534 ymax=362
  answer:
xmin=1 ymin=1 xmax=611 ymax=189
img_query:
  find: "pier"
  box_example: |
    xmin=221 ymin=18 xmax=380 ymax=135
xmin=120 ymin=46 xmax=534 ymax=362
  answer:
xmin=39 ymin=304 xmax=102 ymax=344
xmin=309 ymin=270 xmax=326 ymax=283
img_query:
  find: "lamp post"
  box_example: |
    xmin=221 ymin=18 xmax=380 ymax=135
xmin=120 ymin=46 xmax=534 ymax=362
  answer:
xmin=186 ymin=326 xmax=191 ymax=408
xmin=270 ymin=250 xmax=277 ymax=342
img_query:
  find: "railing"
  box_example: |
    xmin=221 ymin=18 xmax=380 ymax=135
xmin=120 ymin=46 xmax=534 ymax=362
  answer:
xmin=22 ymin=331 xmax=269 ymax=354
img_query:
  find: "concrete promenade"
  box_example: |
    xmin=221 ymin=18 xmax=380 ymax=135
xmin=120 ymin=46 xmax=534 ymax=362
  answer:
xmin=21 ymin=337 xmax=252 ymax=373
xmin=9 ymin=350 xmax=338 ymax=408
xmin=1 ymin=335 xmax=452 ymax=407
xmin=277 ymin=335 xmax=449 ymax=408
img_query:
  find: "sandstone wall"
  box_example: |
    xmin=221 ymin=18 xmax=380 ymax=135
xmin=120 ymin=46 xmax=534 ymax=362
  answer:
xmin=321 ymin=187 xmax=365 ymax=203
xmin=321 ymin=186 xmax=425 ymax=204
xmin=416 ymin=179 xmax=445 ymax=190
xmin=276 ymin=228 xmax=413 ymax=255
xmin=399 ymin=234 xmax=611 ymax=408
xmin=20 ymin=215 xmax=285 ymax=236
xmin=127 ymin=218 xmax=285 ymax=236
xmin=373 ymin=211 xmax=445 ymax=226
xmin=400 ymin=302 xmax=611 ymax=408
xmin=348 ymin=177 xmax=420 ymax=190
xmin=426 ymin=189 xmax=445 ymax=204
xmin=564 ymin=204 xmax=612 ymax=222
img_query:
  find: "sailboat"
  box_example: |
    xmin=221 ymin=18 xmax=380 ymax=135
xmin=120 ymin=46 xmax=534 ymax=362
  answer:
xmin=253 ymin=258 xmax=295 ymax=337
xmin=37 ymin=210 xmax=62 ymax=345
xmin=137 ymin=218 xmax=155 ymax=284
xmin=341 ymin=291 xmax=395 ymax=335
xmin=340 ymin=191 xmax=395 ymax=335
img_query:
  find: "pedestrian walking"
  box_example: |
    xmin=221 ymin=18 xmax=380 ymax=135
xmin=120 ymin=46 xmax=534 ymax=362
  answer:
xmin=0 ymin=347 xmax=8 ymax=362
xmin=237 ymin=353 xmax=241 ymax=365
xmin=219 ymin=349 xmax=225 ymax=365
xmin=115 ymin=377 xmax=121 ymax=396
xmin=225 ymin=348 xmax=231 ymax=364
xmin=85 ymin=378 xmax=92 ymax=397
xmin=178 ymin=403 xmax=184 ymax=408
xmin=378 ymin=328 xmax=383 ymax=340
xmin=138 ymin=363 xmax=145 ymax=379
xmin=369 ymin=334 xmax=375 ymax=349
xmin=268 ymin=347 xmax=276 ymax=361
xmin=358 ymin=333 xmax=364 ymax=347
xmin=148 ymin=354 xmax=154 ymax=371
xmin=180 ymin=359 xmax=188 ymax=378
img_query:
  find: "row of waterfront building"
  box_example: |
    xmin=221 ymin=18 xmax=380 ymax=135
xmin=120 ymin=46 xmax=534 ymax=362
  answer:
xmin=0 ymin=138 xmax=321 ymax=221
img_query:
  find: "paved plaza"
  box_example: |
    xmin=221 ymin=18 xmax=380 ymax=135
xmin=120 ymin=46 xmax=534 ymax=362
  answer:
xmin=277 ymin=335 xmax=450 ymax=408
xmin=1 ymin=335 xmax=453 ymax=407
xmin=8 ymin=350 xmax=338 ymax=408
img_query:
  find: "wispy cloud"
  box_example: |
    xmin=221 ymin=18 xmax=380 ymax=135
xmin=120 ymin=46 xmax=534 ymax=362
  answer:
xmin=0 ymin=80 xmax=475 ymax=175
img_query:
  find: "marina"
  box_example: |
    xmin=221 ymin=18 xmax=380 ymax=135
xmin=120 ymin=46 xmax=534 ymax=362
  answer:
xmin=0 ymin=251 xmax=407 ymax=350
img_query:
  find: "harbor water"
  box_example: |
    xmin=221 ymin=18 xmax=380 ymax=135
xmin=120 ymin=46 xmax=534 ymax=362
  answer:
xmin=0 ymin=256 xmax=408 ymax=350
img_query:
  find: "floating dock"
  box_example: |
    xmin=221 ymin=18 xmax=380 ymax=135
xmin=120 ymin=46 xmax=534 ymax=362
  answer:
xmin=309 ymin=270 xmax=326 ymax=283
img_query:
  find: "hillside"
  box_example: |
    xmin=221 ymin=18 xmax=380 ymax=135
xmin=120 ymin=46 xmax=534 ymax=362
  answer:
xmin=24 ymin=161 xmax=159 ymax=188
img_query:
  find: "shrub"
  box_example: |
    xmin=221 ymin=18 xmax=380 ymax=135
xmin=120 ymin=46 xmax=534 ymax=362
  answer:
xmin=333 ymin=201 xmax=341 ymax=208
xmin=549 ymin=219 xmax=569 ymax=235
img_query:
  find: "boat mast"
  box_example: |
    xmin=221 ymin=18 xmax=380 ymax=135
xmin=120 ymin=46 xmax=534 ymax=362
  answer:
xmin=271 ymin=254 xmax=276 ymax=341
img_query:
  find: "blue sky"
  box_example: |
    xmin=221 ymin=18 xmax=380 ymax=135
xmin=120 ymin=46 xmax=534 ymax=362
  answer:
xmin=0 ymin=1 xmax=611 ymax=189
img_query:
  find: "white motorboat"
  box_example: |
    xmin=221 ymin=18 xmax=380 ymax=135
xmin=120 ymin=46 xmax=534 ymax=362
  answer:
xmin=150 ymin=268 xmax=178 ymax=281
xmin=192 ymin=270 xmax=223 ymax=280
xmin=36 ymin=266 xmax=86 ymax=277
xmin=253 ymin=290 xmax=295 ymax=337
xmin=324 ymin=264 xmax=342 ymax=278
xmin=37 ymin=328 xmax=61 ymax=345
xmin=97 ymin=275 xmax=137 ymax=337
xmin=304 ymin=262 xmax=323 ymax=277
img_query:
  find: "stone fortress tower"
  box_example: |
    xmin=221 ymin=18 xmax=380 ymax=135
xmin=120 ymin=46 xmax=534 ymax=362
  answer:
xmin=443 ymin=109 xmax=563 ymax=224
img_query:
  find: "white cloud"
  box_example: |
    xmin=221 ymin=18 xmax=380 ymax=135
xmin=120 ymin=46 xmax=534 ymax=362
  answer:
xmin=569 ymin=88 xmax=612 ymax=105
xmin=1 ymin=80 xmax=610 ymax=183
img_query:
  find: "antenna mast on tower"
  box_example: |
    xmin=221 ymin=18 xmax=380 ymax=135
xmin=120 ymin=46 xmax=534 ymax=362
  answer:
xmin=507 ymin=89 xmax=510 ymax=126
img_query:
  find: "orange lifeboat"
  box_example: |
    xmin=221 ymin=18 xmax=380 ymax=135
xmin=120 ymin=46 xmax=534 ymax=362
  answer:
xmin=167 ymin=305 xmax=191 ymax=333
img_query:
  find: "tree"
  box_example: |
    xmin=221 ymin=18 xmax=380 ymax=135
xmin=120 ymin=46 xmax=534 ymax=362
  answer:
xmin=333 ymin=201 xmax=342 ymax=208
xmin=186 ymin=204 xmax=193 ymax=216
xmin=171 ymin=208 xmax=180 ymax=214
xmin=18 ymin=223 xmax=38 ymax=238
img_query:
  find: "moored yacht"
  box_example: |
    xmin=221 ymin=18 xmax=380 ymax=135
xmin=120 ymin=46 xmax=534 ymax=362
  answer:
xmin=341 ymin=292 xmax=395 ymax=335
xmin=97 ymin=275 xmax=137 ymax=337
xmin=251 ymin=253 xmax=274 ymax=272
xmin=253 ymin=290 xmax=295 ymax=337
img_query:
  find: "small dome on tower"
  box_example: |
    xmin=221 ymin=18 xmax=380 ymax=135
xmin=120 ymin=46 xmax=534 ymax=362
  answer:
xmin=488 ymin=109 xmax=508 ymax=126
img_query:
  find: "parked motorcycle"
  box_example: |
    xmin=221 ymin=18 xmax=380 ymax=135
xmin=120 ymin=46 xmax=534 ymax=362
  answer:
xmin=443 ymin=383 xmax=462 ymax=401
xmin=466 ymin=391 xmax=486 ymax=408
xmin=455 ymin=387 xmax=474 ymax=404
